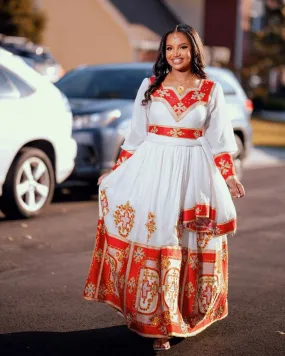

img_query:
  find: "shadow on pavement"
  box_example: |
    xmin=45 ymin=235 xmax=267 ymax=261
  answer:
xmin=0 ymin=325 xmax=165 ymax=356
xmin=52 ymin=187 xmax=98 ymax=203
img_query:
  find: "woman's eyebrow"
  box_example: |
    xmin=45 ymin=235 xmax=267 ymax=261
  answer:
xmin=166 ymin=42 xmax=189 ymax=46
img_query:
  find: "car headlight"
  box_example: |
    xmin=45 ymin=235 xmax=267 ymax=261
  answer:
xmin=73 ymin=109 xmax=121 ymax=129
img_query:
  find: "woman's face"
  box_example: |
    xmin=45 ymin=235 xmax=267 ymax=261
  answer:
xmin=165 ymin=32 xmax=192 ymax=72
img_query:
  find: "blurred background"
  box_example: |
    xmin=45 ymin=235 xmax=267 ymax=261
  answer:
xmin=1 ymin=3 xmax=285 ymax=355
xmin=0 ymin=0 xmax=285 ymax=217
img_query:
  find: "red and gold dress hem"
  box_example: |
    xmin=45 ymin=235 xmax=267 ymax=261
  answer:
xmin=83 ymin=218 xmax=229 ymax=339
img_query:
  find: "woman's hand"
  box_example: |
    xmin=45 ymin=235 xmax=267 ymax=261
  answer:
xmin=97 ymin=172 xmax=111 ymax=185
xmin=226 ymin=176 xmax=245 ymax=199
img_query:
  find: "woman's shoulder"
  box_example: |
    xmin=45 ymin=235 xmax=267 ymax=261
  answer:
xmin=137 ymin=78 xmax=151 ymax=93
xmin=149 ymin=75 xmax=156 ymax=84
xmin=202 ymin=80 xmax=223 ymax=99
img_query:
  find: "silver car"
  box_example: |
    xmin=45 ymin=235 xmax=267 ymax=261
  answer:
xmin=55 ymin=63 xmax=252 ymax=191
xmin=206 ymin=66 xmax=253 ymax=177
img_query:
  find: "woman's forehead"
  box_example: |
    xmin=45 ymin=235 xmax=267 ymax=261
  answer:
xmin=166 ymin=32 xmax=190 ymax=45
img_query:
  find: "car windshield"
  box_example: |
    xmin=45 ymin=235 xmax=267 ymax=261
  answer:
xmin=55 ymin=68 xmax=153 ymax=99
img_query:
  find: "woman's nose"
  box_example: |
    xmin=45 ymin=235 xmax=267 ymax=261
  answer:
xmin=173 ymin=47 xmax=180 ymax=57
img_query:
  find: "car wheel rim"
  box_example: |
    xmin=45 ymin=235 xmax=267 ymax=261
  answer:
xmin=16 ymin=157 xmax=50 ymax=213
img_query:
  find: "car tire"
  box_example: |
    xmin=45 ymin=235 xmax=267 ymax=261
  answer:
xmin=233 ymin=134 xmax=244 ymax=180
xmin=1 ymin=148 xmax=55 ymax=219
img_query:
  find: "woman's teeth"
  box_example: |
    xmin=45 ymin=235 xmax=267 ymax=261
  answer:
xmin=173 ymin=58 xmax=183 ymax=64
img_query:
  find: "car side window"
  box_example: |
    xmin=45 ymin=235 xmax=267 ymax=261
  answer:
xmin=0 ymin=69 xmax=19 ymax=99
xmin=3 ymin=68 xmax=35 ymax=97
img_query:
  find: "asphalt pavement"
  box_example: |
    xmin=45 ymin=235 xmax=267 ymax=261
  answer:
xmin=0 ymin=164 xmax=285 ymax=356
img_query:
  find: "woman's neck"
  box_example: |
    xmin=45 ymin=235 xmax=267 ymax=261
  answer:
xmin=167 ymin=69 xmax=194 ymax=83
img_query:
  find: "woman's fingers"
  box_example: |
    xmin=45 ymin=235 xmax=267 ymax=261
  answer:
xmin=237 ymin=182 xmax=245 ymax=197
xmin=229 ymin=181 xmax=245 ymax=198
xmin=97 ymin=172 xmax=110 ymax=185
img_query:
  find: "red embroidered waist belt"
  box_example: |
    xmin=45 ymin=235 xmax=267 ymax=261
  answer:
xmin=148 ymin=125 xmax=203 ymax=139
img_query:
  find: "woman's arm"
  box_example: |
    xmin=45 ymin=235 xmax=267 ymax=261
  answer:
xmin=204 ymin=82 xmax=245 ymax=198
xmin=112 ymin=77 xmax=149 ymax=171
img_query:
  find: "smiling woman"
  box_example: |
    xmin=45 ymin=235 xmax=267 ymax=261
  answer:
xmin=83 ymin=24 xmax=245 ymax=352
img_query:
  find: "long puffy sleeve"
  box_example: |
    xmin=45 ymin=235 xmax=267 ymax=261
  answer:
xmin=204 ymin=82 xmax=238 ymax=180
xmin=112 ymin=78 xmax=149 ymax=171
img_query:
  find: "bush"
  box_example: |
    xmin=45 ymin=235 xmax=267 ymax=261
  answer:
xmin=0 ymin=0 xmax=46 ymax=43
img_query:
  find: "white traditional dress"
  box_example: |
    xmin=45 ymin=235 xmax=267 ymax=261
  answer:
xmin=84 ymin=77 xmax=238 ymax=338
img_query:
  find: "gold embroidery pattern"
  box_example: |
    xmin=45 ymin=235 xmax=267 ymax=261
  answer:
xmin=217 ymin=159 xmax=232 ymax=176
xmin=150 ymin=126 xmax=158 ymax=134
xmin=197 ymin=233 xmax=211 ymax=249
xmin=95 ymin=248 xmax=103 ymax=262
xmin=180 ymin=320 xmax=189 ymax=334
xmin=113 ymin=201 xmax=135 ymax=238
xmin=161 ymin=256 xmax=171 ymax=270
xmin=84 ymin=282 xmax=95 ymax=298
xmin=100 ymin=189 xmax=109 ymax=216
xmin=173 ymin=102 xmax=187 ymax=115
xmin=188 ymin=254 xmax=199 ymax=269
xmin=139 ymin=270 xmax=159 ymax=312
xmin=209 ymin=305 xmax=226 ymax=321
xmin=134 ymin=247 xmax=145 ymax=263
xmin=127 ymin=277 xmax=136 ymax=293
xmin=185 ymin=281 xmax=195 ymax=298
xmin=167 ymin=128 xmax=185 ymax=138
xmin=195 ymin=207 xmax=202 ymax=215
xmin=98 ymin=284 xmax=108 ymax=298
xmin=194 ymin=130 xmax=202 ymax=138
xmin=145 ymin=212 xmax=157 ymax=240
xmin=119 ymin=275 xmax=125 ymax=289
xmin=115 ymin=250 xmax=124 ymax=262
xmin=151 ymin=315 xmax=162 ymax=326
xmin=221 ymin=241 xmax=228 ymax=261
xmin=157 ymin=89 xmax=170 ymax=97
xmin=191 ymin=91 xmax=205 ymax=101
xmin=198 ymin=276 xmax=218 ymax=313
xmin=163 ymin=268 xmax=180 ymax=314
xmin=215 ymin=226 xmax=222 ymax=235
xmin=158 ymin=325 xmax=168 ymax=335
xmin=126 ymin=313 xmax=134 ymax=327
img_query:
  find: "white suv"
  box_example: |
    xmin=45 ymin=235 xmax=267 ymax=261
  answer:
xmin=0 ymin=49 xmax=77 ymax=218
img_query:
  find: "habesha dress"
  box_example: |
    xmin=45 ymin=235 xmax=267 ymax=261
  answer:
xmin=83 ymin=76 xmax=238 ymax=338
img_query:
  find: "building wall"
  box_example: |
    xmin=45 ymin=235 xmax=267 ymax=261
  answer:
xmin=203 ymin=0 xmax=238 ymax=64
xmin=40 ymin=0 xmax=132 ymax=71
xmin=165 ymin=0 xmax=205 ymax=38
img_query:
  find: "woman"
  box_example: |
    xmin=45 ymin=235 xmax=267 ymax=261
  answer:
xmin=83 ymin=24 xmax=245 ymax=351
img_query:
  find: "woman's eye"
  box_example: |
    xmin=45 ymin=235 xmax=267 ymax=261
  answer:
xmin=181 ymin=46 xmax=188 ymax=50
xmin=166 ymin=47 xmax=172 ymax=51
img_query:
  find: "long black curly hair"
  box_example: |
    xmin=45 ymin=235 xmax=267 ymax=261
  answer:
xmin=142 ymin=24 xmax=207 ymax=106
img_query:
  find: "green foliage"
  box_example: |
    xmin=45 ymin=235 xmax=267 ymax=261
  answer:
xmin=251 ymin=2 xmax=285 ymax=66
xmin=0 ymin=0 xmax=46 ymax=43
xmin=241 ymin=1 xmax=285 ymax=103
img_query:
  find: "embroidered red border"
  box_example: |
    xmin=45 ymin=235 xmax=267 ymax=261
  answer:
xmin=214 ymin=153 xmax=236 ymax=180
xmin=181 ymin=204 xmax=236 ymax=236
xmin=83 ymin=220 xmax=229 ymax=338
xmin=112 ymin=149 xmax=134 ymax=171
xmin=149 ymin=125 xmax=203 ymax=139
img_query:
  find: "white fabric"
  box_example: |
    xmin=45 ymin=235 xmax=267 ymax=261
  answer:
xmin=100 ymin=78 xmax=237 ymax=247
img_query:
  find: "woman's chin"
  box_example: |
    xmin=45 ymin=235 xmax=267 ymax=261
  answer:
xmin=170 ymin=63 xmax=190 ymax=72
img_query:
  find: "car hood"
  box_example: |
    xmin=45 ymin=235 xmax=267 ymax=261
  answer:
xmin=68 ymin=98 xmax=133 ymax=115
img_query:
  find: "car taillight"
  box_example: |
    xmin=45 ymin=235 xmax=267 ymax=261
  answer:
xmin=245 ymin=99 xmax=253 ymax=113
xmin=58 ymin=66 xmax=65 ymax=79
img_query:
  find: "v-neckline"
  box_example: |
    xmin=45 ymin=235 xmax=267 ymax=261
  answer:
xmin=161 ymin=79 xmax=204 ymax=99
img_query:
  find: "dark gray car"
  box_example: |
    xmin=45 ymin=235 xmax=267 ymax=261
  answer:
xmin=55 ymin=63 xmax=252 ymax=190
